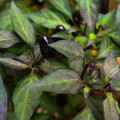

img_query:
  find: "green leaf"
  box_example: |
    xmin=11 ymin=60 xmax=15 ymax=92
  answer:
xmin=0 ymin=30 xmax=20 ymax=48
xmin=72 ymin=107 xmax=96 ymax=120
xmin=48 ymin=0 xmax=72 ymax=20
xmin=39 ymin=59 xmax=67 ymax=73
xmin=87 ymin=33 xmax=97 ymax=46
xmin=104 ymin=93 xmax=120 ymax=120
xmin=13 ymin=74 xmax=42 ymax=120
xmin=96 ymin=9 xmax=116 ymax=29
xmin=0 ymin=9 xmax=13 ymax=30
xmin=28 ymin=69 xmax=84 ymax=94
xmin=111 ymin=70 xmax=120 ymax=91
xmin=83 ymin=86 xmax=90 ymax=99
xmin=0 ymin=58 xmax=28 ymax=70
xmin=68 ymin=59 xmax=84 ymax=75
xmin=97 ymin=35 xmax=120 ymax=59
xmin=49 ymin=40 xmax=85 ymax=60
xmin=108 ymin=30 xmax=120 ymax=46
xmin=102 ymin=50 xmax=119 ymax=82
xmin=40 ymin=93 xmax=61 ymax=114
xmin=74 ymin=36 xmax=88 ymax=44
xmin=26 ymin=8 xmax=70 ymax=30
xmin=6 ymin=111 xmax=17 ymax=120
xmin=116 ymin=4 xmax=120 ymax=29
xmin=10 ymin=1 xmax=35 ymax=47
xmin=76 ymin=0 xmax=101 ymax=32
xmin=0 ymin=75 xmax=7 ymax=120
xmin=90 ymin=96 xmax=104 ymax=120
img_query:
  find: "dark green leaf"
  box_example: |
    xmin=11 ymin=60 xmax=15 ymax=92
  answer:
xmin=96 ymin=9 xmax=116 ymax=30
xmin=0 ymin=75 xmax=7 ymax=120
xmin=0 ymin=30 xmax=20 ymax=48
xmin=49 ymin=40 xmax=85 ymax=60
xmin=0 ymin=9 xmax=13 ymax=30
xmin=28 ymin=69 xmax=84 ymax=94
xmin=90 ymin=96 xmax=104 ymax=120
xmin=72 ymin=107 xmax=96 ymax=120
xmin=10 ymin=1 xmax=35 ymax=46
xmin=48 ymin=0 xmax=72 ymax=19
xmin=6 ymin=111 xmax=17 ymax=120
xmin=76 ymin=0 xmax=101 ymax=32
xmin=13 ymin=74 xmax=42 ymax=120
xmin=40 ymin=93 xmax=61 ymax=114
xmin=111 ymin=70 xmax=120 ymax=91
xmin=102 ymin=50 xmax=119 ymax=82
xmin=39 ymin=59 xmax=67 ymax=73
xmin=108 ymin=30 xmax=120 ymax=46
xmin=26 ymin=8 xmax=70 ymax=30
xmin=104 ymin=93 xmax=120 ymax=120
xmin=0 ymin=58 xmax=29 ymax=70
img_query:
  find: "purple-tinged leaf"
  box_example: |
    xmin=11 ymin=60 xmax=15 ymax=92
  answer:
xmin=48 ymin=40 xmax=85 ymax=60
xmin=13 ymin=74 xmax=42 ymax=120
xmin=0 ymin=30 xmax=20 ymax=48
xmin=28 ymin=69 xmax=84 ymax=94
xmin=76 ymin=0 xmax=101 ymax=32
xmin=0 ymin=75 xmax=7 ymax=120
xmin=73 ymin=107 xmax=96 ymax=120
xmin=102 ymin=50 xmax=119 ymax=82
xmin=10 ymin=1 xmax=36 ymax=47
xmin=0 ymin=58 xmax=29 ymax=70
xmin=104 ymin=93 xmax=120 ymax=120
xmin=39 ymin=59 xmax=67 ymax=73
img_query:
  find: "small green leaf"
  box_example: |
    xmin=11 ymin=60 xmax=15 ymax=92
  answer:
xmin=97 ymin=35 xmax=118 ymax=59
xmin=0 ymin=30 xmax=20 ymax=48
xmin=111 ymin=70 xmax=120 ymax=91
xmin=108 ymin=30 xmax=120 ymax=46
xmin=39 ymin=59 xmax=67 ymax=73
xmin=102 ymin=50 xmax=119 ymax=82
xmin=83 ymin=86 xmax=90 ymax=99
xmin=76 ymin=0 xmax=101 ymax=32
xmin=28 ymin=69 xmax=84 ymax=94
xmin=0 ymin=58 xmax=28 ymax=70
xmin=10 ymin=1 xmax=35 ymax=47
xmin=13 ymin=74 xmax=42 ymax=120
xmin=48 ymin=0 xmax=72 ymax=20
xmin=72 ymin=107 xmax=96 ymax=120
xmin=0 ymin=75 xmax=7 ymax=120
xmin=87 ymin=33 xmax=97 ymax=46
xmin=49 ymin=40 xmax=85 ymax=60
xmin=26 ymin=8 xmax=70 ymax=30
xmin=96 ymin=9 xmax=116 ymax=29
xmin=104 ymin=92 xmax=120 ymax=120
xmin=74 ymin=36 xmax=88 ymax=44
xmin=6 ymin=111 xmax=17 ymax=120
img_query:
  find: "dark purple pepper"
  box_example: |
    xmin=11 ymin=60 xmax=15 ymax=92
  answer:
xmin=54 ymin=25 xmax=66 ymax=34
xmin=38 ymin=34 xmax=55 ymax=58
xmin=34 ymin=0 xmax=44 ymax=6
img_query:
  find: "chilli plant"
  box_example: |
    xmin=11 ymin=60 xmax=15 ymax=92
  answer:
xmin=1 ymin=0 xmax=120 ymax=120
